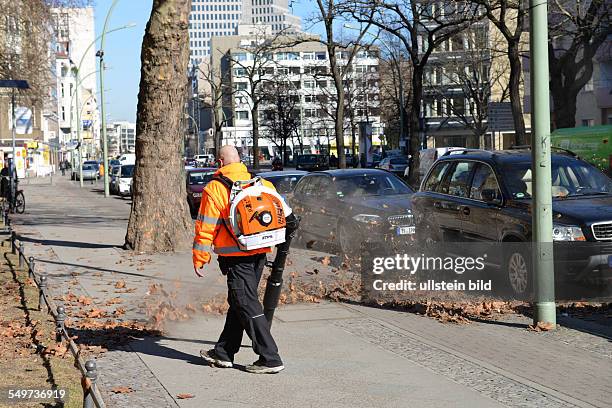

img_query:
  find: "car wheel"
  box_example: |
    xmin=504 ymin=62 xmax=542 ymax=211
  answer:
xmin=505 ymin=248 xmax=532 ymax=296
xmin=338 ymin=222 xmax=358 ymax=255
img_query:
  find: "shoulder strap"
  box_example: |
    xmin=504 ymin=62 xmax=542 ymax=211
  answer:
xmin=212 ymin=174 xmax=234 ymax=190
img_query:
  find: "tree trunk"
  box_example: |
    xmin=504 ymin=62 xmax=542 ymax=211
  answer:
xmin=551 ymin=89 xmax=578 ymax=129
xmin=407 ymin=67 xmax=423 ymax=187
xmin=508 ymin=43 xmax=526 ymax=146
xmin=251 ymin=103 xmax=259 ymax=169
xmin=124 ymin=0 xmax=192 ymax=252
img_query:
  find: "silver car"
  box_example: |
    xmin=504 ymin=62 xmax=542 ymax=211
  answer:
xmin=78 ymin=164 xmax=99 ymax=181
xmin=378 ymin=157 xmax=409 ymax=176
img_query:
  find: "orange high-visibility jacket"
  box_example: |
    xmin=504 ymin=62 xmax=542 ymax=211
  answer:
xmin=192 ymin=162 xmax=277 ymax=268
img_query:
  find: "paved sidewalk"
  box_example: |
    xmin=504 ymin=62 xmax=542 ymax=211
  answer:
xmin=11 ymin=177 xmax=612 ymax=408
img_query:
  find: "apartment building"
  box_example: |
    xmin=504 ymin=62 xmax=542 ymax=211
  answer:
xmin=188 ymin=0 xmax=301 ymax=67
xmin=202 ymin=30 xmax=382 ymax=158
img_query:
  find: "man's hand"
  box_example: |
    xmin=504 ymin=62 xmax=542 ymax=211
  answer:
xmin=194 ymin=265 xmax=206 ymax=278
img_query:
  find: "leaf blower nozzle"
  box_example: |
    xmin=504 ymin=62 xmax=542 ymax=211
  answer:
xmin=263 ymin=213 xmax=299 ymax=326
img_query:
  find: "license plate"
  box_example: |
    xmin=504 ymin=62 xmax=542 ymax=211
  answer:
xmin=193 ymin=192 xmax=202 ymax=198
xmin=397 ymin=226 xmax=415 ymax=235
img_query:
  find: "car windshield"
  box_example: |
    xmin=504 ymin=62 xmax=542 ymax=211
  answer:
xmin=264 ymin=174 xmax=304 ymax=194
xmin=502 ymin=159 xmax=612 ymax=199
xmin=121 ymin=165 xmax=134 ymax=177
xmin=188 ymin=171 xmax=214 ymax=185
xmin=335 ymin=173 xmax=413 ymax=197
xmin=298 ymin=155 xmax=317 ymax=164
xmin=82 ymin=165 xmax=96 ymax=171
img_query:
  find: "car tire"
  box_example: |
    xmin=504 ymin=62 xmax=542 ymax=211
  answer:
xmin=504 ymin=246 xmax=532 ymax=297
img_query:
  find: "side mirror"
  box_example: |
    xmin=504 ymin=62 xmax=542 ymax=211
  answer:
xmin=481 ymin=189 xmax=501 ymax=204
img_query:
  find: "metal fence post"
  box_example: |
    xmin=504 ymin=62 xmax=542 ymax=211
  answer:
xmin=56 ymin=305 xmax=66 ymax=343
xmin=18 ymin=242 xmax=24 ymax=268
xmin=83 ymin=360 xmax=98 ymax=408
xmin=28 ymin=257 xmax=35 ymax=278
xmin=11 ymin=231 xmax=16 ymax=254
xmin=38 ymin=275 xmax=47 ymax=312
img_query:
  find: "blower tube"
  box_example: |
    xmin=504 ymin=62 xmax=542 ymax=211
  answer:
xmin=263 ymin=213 xmax=299 ymax=326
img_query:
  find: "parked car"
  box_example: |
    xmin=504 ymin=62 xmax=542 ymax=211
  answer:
xmin=109 ymin=165 xmax=121 ymax=194
xmin=379 ymin=156 xmax=409 ymax=176
xmin=256 ymin=170 xmax=307 ymax=198
xmin=75 ymin=164 xmax=98 ymax=181
xmin=117 ymin=164 xmax=134 ymax=197
xmin=411 ymin=148 xmax=612 ymax=295
xmin=83 ymin=160 xmax=100 ymax=178
xmin=118 ymin=153 xmax=136 ymax=166
xmin=289 ymin=169 xmax=415 ymax=254
xmin=186 ymin=167 xmax=216 ymax=216
xmin=194 ymin=154 xmax=215 ymax=167
xmin=296 ymin=154 xmax=329 ymax=171
xmin=405 ymin=147 xmax=465 ymax=179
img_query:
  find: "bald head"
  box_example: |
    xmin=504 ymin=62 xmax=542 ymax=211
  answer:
xmin=218 ymin=145 xmax=241 ymax=166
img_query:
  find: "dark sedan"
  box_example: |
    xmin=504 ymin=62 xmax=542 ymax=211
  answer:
xmin=288 ymin=169 xmax=415 ymax=254
xmin=187 ymin=167 xmax=216 ymax=216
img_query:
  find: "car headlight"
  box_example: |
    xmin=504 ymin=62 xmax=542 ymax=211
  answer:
xmin=552 ymin=224 xmax=586 ymax=241
xmin=352 ymin=214 xmax=382 ymax=225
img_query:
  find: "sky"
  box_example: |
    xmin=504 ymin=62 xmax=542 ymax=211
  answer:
xmin=94 ymin=0 xmax=320 ymax=123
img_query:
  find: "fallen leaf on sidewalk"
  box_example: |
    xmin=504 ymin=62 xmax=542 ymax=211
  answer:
xmin=114 ymin=280 xmax=126 ymax=289
xmin=110 ymin=386 xmax=133 ymax=394
xmin=113 ymin=307 xmax=126 ymax=317
xmin=177 ymin=394 xmax=195 ymax=399
xmin=529 ymin=321 xmax=556 ymax=332
xmin=86 ymin=308 xmax=107 ymax=319
xmin=321 ymin=256 xmax=331 ymax=266
xmin=78 ymin=296 xmax=92 ymax=306
xmin=115 ymin=288 xmax=136 ymax=293
xmin=105 ymin=297 xmax=122 ymax=305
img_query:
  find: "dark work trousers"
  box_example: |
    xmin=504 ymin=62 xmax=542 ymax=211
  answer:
xmin=214 ymin=253 xmax=283 ymax=367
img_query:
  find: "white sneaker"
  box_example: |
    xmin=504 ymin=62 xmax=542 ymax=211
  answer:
xmin=245 ymin=360 xmax=284 ymax=374
xmin=200 ymin=349 xmax=233 ymax=368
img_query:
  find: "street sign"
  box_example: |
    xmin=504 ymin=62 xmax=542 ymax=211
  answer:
xmin=488 ymin=102 xmax=515 ymax=131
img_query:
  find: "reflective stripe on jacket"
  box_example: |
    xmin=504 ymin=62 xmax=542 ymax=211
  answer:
xmin=192 ymin=162 xmax=276 ymax=268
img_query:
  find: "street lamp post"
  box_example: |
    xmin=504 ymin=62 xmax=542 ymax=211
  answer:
xmin=68 ymin=14 xmax=134 ymax=190
xmin=529 ymin=0 xmax=556 ymax=325
xmin=97 ymin=0 xmax=122 ymax=198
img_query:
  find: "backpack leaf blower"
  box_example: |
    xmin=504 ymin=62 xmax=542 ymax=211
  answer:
xmin=263 ymin=213 xmax=299 ymax=327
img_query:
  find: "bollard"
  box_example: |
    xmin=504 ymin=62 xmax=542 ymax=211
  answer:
xmin=38 ymin=275 xmax=47 ymax=312
xmin=18 ymin=242 xmax=24 ymax=268
xmin=11 ymin=231 xmax=16 ymax=254
xmin=28 ymin=257 xmax=35 ymax=279
xmin=83 ymin=360 xmax=98 ymax=408
xmin=56 ymin=305 xmax=66 ymax=343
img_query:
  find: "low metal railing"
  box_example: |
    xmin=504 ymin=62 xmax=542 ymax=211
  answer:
xmin=7 ymin=219 xmax=106 ymax=408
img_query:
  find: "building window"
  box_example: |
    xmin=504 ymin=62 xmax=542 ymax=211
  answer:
xmin=582 ymin=119 xmax=595 ymax=127
xmin=303 ymin=80 xmax=315 ymax=89
xmin=236 ymin=111 xmax=249 ymax=120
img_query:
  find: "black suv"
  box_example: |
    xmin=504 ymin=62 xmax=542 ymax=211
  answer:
xmin=411 ymin=149 xmax=612 ymax=295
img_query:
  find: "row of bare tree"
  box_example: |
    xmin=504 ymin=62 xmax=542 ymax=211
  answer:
xmin=128 ymin=0 xmax=609 ymax=253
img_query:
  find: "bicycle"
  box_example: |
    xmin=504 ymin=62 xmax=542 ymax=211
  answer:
xmin=1 ymin=176 xmax=25 ymax=214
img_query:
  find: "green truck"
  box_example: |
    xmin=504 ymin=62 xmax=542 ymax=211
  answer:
xmin=551 ymin=125 xmax=612 ymax=174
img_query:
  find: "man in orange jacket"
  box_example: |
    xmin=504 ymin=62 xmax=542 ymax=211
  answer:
xmin=193 ymin=145 xmax=285 ymax=374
